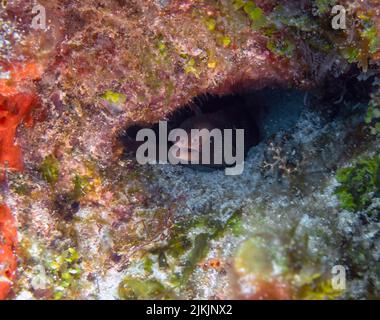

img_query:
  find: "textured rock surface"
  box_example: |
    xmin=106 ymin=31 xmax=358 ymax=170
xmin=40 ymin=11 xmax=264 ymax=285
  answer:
xmin=0 ymin=0 xmax=379 ymax=300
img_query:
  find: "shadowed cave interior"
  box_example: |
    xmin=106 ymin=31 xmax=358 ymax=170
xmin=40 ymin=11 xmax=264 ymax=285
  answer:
xmin=119 ymin=69 xmax=373 ymax=169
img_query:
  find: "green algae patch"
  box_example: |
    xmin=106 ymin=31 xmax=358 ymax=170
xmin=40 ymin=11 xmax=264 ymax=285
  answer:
xmin=335 ymin=156 xmax=380 ymax=212
xmin=141 ymin=209 xmax=244 ymax=289
xmin=118 ymin=278 xmax=175 ymax=300
xmin=183 ymin=57 xmax=201 ymax=78
xmin=218 ymin=35 xmax=232 ymax=48
xmin=40 ymin=155 xmax=60 ymax=185
xmin=72 ymin=174 xmax=92 ymax=200
xmin=182 ymin=233 xmax=210 ymax=282
xmin=166 ymin=210 xmax=242 ymax=259
xmin=296 ymin=274 xmax=343 ymax=300
xmin=13 ymin=183 xmax=30 ymax=196
xmin=266 ymin=38 xmax=295 ymax=58
xmin=45 ymin=247 xmax=83 ymax=300
xmin=234 ymin=0 xmax=267 ymax=29
xmin=360 ymin=19 xmax=379 ymax=54
xmin=175 ymin=211 xmax=243 ymax=283
xmin=204 ymin=17 xmax=217 ymax=32
xmin=234 ymin=238 xmax=273 ymax=277
xmin=314 ymin=0 xmax=337 ymax=16
xmin=101 ymin=90 xmax=126 ymax=105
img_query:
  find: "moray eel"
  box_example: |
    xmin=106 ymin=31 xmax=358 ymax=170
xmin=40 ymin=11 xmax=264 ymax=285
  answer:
xmin=169 ymin=106 xmax=260 ymax=171
xmin=120 ymin=96 xmax=261 ymax=172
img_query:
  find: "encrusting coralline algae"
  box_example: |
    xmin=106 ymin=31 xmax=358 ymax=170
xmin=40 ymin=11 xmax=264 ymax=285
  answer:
xmin=0 ymin=0 xmax=379 ymax=299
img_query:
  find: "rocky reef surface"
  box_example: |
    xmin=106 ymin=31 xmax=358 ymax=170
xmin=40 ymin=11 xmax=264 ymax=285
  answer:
xmin=0 ymin=0 xmax=380 ymax=299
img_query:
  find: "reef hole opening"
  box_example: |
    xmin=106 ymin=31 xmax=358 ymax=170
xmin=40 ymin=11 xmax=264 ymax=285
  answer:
xmin=118 ymin=69 xmax=375 ymax=169
xmin=119 ymin=89 xmax=301 ymax=168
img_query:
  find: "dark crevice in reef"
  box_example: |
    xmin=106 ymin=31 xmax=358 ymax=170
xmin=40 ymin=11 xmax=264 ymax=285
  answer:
xmin=119 ymin=93 xmax=263 ymax=168
xmin=119 ymin=67 xmax=376 ymax=168
xmin=123 ymin=93 xmax=262 ymax=140
xmin=307 ymin=66 xmax=375 ymax=121
xmin=119 ymin=89 xmax=306 ymax=161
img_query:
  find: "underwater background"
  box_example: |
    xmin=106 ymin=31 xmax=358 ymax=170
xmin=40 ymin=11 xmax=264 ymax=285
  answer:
xmin=0 ymin=0 xmax=379 ymax=300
